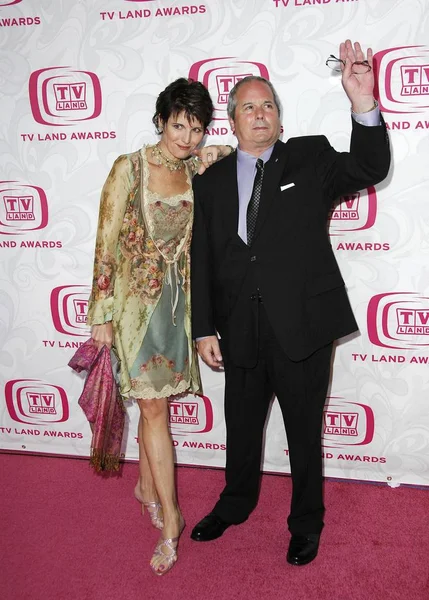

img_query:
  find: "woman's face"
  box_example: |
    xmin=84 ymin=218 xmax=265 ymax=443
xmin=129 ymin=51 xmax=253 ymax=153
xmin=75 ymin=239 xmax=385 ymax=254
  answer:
xmin=160 ymin=111 xmax=205 ymax=159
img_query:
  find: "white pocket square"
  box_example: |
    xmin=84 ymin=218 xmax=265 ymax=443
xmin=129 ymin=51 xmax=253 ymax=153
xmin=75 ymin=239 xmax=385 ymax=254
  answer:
xmin=280 ymin=183 xmax=295 ymax=191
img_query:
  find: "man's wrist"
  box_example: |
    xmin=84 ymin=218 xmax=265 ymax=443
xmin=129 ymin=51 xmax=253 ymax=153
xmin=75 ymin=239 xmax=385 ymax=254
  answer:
xmin=351 ymin=99 xmax=378 ymax=115
xmin=195 ymin=333 xmax=217 ymax=342
xmin=223 ymin=144 xmax=235 ymax=157
xmin=351 ymin=101 xmax=381 ymax=127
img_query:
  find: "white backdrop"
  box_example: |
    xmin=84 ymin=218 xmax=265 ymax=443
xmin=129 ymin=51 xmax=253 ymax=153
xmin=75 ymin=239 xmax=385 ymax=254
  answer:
xmin=1 ymin=0 xmax=429 ymax=487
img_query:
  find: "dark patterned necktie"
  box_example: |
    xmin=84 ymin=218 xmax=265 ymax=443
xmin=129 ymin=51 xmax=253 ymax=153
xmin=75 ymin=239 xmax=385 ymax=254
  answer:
xmin=246 ymin=158 xmax=264 ymax=245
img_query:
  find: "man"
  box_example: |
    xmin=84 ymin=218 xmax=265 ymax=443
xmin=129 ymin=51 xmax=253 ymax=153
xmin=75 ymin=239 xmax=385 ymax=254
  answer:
xmin=190 ymin=40 xmax=390 ymax=565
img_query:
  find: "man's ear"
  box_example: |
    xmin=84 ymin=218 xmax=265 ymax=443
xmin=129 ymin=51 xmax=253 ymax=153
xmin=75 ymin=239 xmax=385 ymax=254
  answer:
xmin=228 ymin=117 xmax=235 ymax=134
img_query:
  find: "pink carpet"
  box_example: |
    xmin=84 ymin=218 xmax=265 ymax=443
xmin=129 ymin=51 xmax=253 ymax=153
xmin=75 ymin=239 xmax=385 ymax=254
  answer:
xmin=1 ymin=453 xmax=428 ymax=600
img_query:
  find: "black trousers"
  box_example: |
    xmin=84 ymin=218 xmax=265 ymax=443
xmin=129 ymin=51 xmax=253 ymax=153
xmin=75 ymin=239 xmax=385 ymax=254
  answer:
xmin=213 ymin=304 xmax=333 ymax=535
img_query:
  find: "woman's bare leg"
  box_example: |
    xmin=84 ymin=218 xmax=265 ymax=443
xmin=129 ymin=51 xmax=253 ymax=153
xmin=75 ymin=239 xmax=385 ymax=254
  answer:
xmin=134 ymin=414 xmax=163 ymax=527
xmin=138 ymin=397 xmax=183 ymax=573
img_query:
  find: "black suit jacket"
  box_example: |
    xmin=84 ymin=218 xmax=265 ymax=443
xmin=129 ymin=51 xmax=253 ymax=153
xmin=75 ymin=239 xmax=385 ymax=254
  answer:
xmin=191 ymin=119 xmax=390 ymax=367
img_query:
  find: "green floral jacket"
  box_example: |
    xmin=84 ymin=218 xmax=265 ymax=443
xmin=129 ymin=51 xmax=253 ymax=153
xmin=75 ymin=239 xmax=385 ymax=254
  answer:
xmin=86 ymin=148 xmax=201 ymax=398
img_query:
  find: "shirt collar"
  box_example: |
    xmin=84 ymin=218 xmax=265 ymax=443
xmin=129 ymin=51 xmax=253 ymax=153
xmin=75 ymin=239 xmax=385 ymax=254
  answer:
xmin=237 ymin=144 xmax=275 ymax=166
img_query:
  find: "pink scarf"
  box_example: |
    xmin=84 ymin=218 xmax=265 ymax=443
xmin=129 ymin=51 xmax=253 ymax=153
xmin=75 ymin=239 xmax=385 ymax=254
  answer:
xmin=69 ymin=339 xmax=125 ymax=471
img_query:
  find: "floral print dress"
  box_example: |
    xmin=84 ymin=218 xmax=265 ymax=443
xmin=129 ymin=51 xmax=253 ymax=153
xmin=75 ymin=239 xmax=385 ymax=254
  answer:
xmin=86 ymin=146 xmax=202 ymax=400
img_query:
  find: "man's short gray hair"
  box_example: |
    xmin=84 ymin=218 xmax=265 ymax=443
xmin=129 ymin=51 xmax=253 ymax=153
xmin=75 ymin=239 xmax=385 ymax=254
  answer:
xmin=227 ymin=76 xmax=282 ymax=120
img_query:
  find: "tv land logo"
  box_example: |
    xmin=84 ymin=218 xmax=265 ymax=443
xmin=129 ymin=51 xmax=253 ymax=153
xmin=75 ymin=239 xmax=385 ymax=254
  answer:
xmin=367 ymin=292 xmax=429 ymax=349
xmin=188 ymin=58 xmax=270 ymax=120
xmin=0 ymin=181 xmax=48 ymax=235
xmin=5 ymin=379 xmax=69 ymax=425
xmin=169 ymin=395 xmax=213 ymax=434
xmin=374 ymin=45 xmax=429 ymax=113
xmin=329 ymin=187 xmax=376 ymax=235
xmin=29 ymin=67 xmax=102 ymax=126
xmin=322 ymin=398 xmax=374 ymax=448
xmin=50 ymin=285 xmax=91 ymax=337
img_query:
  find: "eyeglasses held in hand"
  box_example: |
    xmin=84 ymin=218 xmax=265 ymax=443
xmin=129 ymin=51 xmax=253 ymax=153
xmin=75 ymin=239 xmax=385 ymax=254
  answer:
xmin=325 ymin=55 xmax=372 ymax=75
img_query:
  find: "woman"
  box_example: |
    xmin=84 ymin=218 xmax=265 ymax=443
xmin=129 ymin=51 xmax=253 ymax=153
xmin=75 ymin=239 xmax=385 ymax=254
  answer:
xmin=87 ymin=78 xmax=232 ymax=576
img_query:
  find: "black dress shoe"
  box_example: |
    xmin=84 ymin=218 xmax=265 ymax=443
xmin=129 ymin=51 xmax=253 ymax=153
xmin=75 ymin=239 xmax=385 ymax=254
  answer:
xmin=286 ymin=533 xmax=320 ymax=566
xmin=190 ymin=513 xmax=232 ymax=542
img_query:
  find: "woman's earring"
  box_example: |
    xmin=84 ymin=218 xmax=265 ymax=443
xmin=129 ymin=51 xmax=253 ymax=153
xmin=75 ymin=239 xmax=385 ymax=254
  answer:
xmin=156 ymin=117 xmax=163 ymax=134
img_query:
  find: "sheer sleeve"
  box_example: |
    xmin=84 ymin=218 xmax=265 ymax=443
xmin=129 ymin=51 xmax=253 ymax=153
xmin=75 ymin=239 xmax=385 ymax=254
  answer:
xmin=87 ymin=155 xmax=130 ymax=325
xmin=186 ymin=156 xmax=200 ymax=177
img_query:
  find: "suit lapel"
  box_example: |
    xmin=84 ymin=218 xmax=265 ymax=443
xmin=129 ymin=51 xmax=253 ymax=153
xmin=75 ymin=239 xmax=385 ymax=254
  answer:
xmin=221 ymin=153 xmax=241 ymax=239
xmin=252 ymin=140 xmax=287 ymax=243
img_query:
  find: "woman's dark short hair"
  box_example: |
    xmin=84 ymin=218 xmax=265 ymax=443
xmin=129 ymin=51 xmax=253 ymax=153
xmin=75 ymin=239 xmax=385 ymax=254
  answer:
xmin=152 ymin=78 xmax=214 ymax=133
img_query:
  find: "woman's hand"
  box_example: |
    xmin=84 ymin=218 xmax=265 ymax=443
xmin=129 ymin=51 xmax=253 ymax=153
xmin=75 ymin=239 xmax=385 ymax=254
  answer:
xmin=91 ymin=322 xmax=113 ymax=350
xmin=192 ymin=145 xmax=234 ymax=175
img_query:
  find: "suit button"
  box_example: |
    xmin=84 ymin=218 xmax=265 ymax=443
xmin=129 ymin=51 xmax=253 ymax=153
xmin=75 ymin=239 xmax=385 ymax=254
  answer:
xmin=250 ymin=255 xmax=256 ymax=262
xmin=250 ymin=294 xmax=256 ymax=301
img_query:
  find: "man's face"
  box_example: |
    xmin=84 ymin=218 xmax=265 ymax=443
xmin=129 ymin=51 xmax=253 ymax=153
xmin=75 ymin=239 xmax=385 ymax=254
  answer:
xmin=229 ymin=81 xmax=281 ymax=154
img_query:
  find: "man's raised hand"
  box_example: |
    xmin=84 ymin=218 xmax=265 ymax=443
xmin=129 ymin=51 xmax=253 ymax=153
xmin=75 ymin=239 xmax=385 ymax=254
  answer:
xmin=340 ymin=39 xmax=375 ymax=114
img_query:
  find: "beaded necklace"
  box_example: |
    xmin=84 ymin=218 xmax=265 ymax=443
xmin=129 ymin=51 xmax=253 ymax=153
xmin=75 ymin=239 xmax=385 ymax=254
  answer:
xmin=151 ymin=142 xmax=185 ymax=172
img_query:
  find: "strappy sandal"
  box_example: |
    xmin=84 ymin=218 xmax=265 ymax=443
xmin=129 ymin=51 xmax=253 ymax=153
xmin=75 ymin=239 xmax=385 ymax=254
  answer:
xmin=150 ymin=520 xmax=185 ymax=576
xmin=134 ymin=489 xmax=164 ymax=530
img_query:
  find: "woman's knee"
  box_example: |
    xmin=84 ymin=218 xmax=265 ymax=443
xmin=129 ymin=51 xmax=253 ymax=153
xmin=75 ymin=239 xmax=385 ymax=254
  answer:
xmin=138 ymin=398 xmax=167 ymax=422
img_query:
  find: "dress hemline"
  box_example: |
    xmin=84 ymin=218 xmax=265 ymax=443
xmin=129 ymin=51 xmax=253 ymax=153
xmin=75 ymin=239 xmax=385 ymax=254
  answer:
xmin=124 ymin=379 xmax=202 ymax=401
